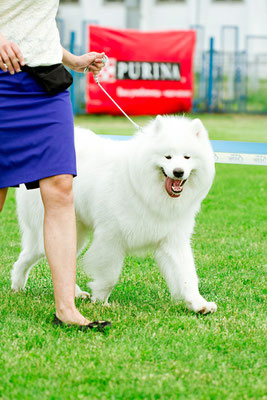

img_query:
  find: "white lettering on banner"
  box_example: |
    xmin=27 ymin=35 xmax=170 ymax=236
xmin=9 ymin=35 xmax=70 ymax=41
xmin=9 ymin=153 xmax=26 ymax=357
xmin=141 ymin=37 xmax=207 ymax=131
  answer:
xmin=160 ymin=63 xmax=173 ymax=80
xmin=116 ymin=87 xmax=192 ymax=99
xmin=142 ymin=63 xmax=153 ymax=80
xmin=152 ymin=63 xmax=160 ymax=80
xmin=98 ymin=59 xmax=183 ymax=84
xmin=116 ymin=61 xmax=181 ymax=81
xmin=253 ymin=154 xmax=267 ymax=164
xmin=117 ymin=87 xmax=161 ymax=98
xmin=128 ymin=63 xmax=141 ymax=80
xmin=214 ymin=152 xmax=267 ymax=166
xmin=164 ymin=90 xmax=192 ymax=98
xmin=98 ymin=57 xmax=117 ymax=83
xmin=172 ymin=64 xmax=181 ymax=80
xmin=117 ymin=62 xmax=128 ymax=80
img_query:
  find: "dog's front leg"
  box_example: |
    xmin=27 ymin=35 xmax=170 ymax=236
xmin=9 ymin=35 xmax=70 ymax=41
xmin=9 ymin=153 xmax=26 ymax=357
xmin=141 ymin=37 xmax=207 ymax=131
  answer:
xmin=155 ymin=241 xmax=217 ymax=314
xmin=83 ymin=234 xmax=125 ymax=305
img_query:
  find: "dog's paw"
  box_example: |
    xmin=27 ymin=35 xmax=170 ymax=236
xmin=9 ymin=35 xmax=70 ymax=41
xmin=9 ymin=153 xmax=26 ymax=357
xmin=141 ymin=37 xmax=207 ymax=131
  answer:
xmin=196 ymin=301 xmax=217 ymax=314
xmin=90 ymin=296 xmax=110 ymax=307
xmin=186 ymin=297 xmax=217 ymax=315
xmin=77 ymin=290 xmax=91 ymax=299
xmin=75 ymin=284 xmax=91 ymax=299
xmin=87 ymin=281 xmax=112 ymax=304
xmin=11 ymin=284 xmax=24 ymax=293
xmin=11 ymin=277 xmax=26 ymax=292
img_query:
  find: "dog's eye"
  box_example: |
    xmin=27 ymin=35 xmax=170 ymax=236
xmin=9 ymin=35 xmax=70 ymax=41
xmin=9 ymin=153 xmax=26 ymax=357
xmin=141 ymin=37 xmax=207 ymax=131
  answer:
xmin=184 ymin=155 xmax=190 ymax=160
xmin=165 ymin=155 xmax=172 ymax=160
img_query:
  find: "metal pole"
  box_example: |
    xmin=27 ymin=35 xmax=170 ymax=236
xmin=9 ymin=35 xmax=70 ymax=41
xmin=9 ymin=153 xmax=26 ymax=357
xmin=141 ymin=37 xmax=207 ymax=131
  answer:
xmin=81 ymin=19 xmax=98 ymax=54
xmin=195 ymin=0 xmax=201 ymax=26
xmin=208 ymin=37 xmax=214 ymax=113
xmin=125 ymin=0 xmax=140 ymax=29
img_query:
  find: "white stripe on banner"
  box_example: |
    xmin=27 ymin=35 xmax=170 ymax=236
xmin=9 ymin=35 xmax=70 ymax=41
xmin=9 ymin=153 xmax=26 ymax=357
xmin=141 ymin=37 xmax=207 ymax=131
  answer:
xmin=214 ymin=152 xmax=267 ymax=166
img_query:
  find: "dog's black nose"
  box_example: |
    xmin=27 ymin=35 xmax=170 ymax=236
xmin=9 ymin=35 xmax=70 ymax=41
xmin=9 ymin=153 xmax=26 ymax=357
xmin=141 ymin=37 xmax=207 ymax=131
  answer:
xmin=173 ymin=168 xmax=184 ymax=178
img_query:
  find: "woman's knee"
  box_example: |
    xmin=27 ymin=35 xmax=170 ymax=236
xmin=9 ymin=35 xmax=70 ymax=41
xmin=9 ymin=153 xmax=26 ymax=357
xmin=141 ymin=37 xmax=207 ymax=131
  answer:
xmin=40 ymin=175 xmax=74 ymax=208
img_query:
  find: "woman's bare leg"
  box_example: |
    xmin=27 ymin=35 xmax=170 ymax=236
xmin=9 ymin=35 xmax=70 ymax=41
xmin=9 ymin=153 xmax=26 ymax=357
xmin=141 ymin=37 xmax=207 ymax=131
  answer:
xmin=0 ymin=188 xmax=8 ymax=212
xmin=39 ymin=174 xmax=90 ymax=325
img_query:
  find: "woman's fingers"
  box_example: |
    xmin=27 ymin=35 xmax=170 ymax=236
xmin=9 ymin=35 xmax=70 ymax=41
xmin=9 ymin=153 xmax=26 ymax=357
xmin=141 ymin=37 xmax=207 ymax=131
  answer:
xmin=0 ymin=40 xmax=24 ymax=74
xmin=92 ymin=61 xmax=105 ymax=69
xmin=0 ymin=55 xmax=7 ymax=72
xmin=87 ymin=52 xmax=105 ymax=64
xmin=89 ymin=63 xmax=105 ymax=74
xmin=1 ymin=50 xmax=15 ymax=74
xmin=75 ymin=52 xmax=106 ymax=73
xmin=90 ymin=52 xmax=105 ymax=60
xmin=7 ymin=47 xmax=21 ymax=73
xmin=94 ymin=57 xmax=105 ymax=63
xmin=11 ymin=42 xmax=24 ymax=67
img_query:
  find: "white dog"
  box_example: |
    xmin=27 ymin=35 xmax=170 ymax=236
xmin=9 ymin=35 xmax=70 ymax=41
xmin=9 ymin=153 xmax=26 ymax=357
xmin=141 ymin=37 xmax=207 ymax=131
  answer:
xmin=12 ymin=116 xmax=217 ymax=314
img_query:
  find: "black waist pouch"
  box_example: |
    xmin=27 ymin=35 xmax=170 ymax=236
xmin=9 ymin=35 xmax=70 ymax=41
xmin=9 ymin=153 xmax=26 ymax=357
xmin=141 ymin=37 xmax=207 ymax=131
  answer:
xmin=21 ymin=63 xmax=73 ymax=95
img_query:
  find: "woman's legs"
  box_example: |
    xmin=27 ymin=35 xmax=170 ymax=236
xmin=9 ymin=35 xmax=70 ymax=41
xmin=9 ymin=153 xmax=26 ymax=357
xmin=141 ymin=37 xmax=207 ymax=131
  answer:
xmin=39 ymin=174 xmax=90 ymax=325
xmin=0 ymin=188 xmax=8 ymax=212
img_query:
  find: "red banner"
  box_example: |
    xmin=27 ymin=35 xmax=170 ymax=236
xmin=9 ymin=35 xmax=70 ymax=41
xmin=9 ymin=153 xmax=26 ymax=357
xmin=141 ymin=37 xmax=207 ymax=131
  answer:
xmin=86 ymin=25 xmax=196 ymax=115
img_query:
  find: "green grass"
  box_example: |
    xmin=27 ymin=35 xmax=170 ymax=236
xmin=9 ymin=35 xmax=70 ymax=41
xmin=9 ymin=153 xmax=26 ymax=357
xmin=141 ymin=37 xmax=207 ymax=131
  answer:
xmin=0 ymin=114 xmax=266 ymax=399
xmin=75 ymin=113 xmax=267 ymax=142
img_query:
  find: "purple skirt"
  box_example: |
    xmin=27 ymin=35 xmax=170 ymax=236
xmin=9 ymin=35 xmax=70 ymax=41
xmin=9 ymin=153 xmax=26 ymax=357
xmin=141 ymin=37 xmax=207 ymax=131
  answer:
xmin=0 ymin=69 xmax=76 ymax=189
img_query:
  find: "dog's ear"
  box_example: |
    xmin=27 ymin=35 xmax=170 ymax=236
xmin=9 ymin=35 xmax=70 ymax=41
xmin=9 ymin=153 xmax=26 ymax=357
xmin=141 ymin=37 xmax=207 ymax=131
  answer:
xmin=154 ymin=115 xmax=163 ymax=132
xmin=191 ymin=118 xmax=207 ymax=138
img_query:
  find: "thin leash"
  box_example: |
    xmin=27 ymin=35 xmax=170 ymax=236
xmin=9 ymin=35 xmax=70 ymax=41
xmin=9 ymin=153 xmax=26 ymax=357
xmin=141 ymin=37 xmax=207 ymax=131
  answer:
xmin=84 ymin=56 xmax=141 ymax=131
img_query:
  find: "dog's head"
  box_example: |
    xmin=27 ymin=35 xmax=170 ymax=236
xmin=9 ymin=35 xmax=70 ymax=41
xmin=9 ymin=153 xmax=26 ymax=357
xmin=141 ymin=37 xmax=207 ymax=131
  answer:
xmin=131 ymin=116 xmax=215 ymax=202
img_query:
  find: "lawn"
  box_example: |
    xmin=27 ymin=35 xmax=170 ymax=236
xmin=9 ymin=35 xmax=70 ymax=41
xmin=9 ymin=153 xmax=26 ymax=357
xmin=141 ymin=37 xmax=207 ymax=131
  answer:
xmin=74 ymin=113 xmax=267 ymax=142
xmin=0 ymin=114 xmax=266 ymax=399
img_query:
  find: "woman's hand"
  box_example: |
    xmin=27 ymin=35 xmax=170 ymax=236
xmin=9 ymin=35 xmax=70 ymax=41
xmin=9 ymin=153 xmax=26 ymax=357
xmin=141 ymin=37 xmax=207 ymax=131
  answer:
xmin=72 ymin=52 xmax=106 ymax=74
xmin=0 ymin=33 xmax=24 ymax=74
xmin=62 ymin=49 xmax=106 ymax=75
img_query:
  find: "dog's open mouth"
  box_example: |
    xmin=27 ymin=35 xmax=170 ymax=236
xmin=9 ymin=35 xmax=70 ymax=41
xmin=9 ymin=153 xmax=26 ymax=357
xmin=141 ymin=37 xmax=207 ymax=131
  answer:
xmin=161 ymin=168 xmax=187 ymax=198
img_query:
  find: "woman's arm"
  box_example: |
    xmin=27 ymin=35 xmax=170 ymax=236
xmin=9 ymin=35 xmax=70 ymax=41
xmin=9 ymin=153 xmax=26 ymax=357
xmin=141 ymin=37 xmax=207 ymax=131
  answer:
xmin=0 ymin=32 xmax=24 ymax=74
xmin=62 ymin=48 xmax=105 ymax=75
xmin=0 ymin=35 xmax=105 ymax=76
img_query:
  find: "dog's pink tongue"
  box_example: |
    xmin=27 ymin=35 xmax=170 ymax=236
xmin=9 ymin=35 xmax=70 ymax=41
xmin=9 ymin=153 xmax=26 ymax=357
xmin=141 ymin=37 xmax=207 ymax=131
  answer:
xmin=165 ymin=177 xmax=181 ymax=197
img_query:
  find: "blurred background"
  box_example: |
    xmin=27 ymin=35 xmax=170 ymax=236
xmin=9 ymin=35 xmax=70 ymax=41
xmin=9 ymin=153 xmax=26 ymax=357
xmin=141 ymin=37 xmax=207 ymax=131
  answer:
xmin=57 ymin=0 xmax=267 ymax=116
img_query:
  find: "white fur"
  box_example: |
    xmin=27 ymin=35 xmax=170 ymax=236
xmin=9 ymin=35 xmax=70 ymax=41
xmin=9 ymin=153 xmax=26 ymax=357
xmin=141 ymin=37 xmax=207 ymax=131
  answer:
xmin=12 ymin=116 xmax=217 ymax=314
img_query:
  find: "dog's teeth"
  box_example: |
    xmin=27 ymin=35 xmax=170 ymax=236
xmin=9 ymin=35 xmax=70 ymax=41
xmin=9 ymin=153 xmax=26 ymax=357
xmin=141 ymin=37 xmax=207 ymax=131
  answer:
xmin=172 ymin=189 xmax=182 ymax=194
xmin=172 ymin=186 xmax=182 ymax=192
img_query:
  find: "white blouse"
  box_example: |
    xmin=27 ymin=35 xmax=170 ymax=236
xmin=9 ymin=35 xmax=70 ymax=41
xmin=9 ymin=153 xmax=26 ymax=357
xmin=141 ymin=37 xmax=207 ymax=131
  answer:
xmin=0 ymin=0 xmax=62 ymax=67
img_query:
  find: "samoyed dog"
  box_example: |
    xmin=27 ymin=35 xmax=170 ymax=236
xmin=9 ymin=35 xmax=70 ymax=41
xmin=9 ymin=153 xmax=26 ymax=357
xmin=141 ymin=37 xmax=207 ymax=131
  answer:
xmin=12 ymin=116 xmax=217 ymax=314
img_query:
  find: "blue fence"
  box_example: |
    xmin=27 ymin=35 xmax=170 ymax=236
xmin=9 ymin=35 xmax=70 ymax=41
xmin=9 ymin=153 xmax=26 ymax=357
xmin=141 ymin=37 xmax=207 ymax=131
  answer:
xmin=193 ymin=44 xmax=248 ymax=113
xmin=193 ymin=28 xmax=267 ymax=114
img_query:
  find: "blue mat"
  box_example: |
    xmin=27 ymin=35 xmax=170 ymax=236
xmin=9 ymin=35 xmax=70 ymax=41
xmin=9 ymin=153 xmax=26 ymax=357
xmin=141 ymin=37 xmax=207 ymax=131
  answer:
xmin=101 ymin=135 xmax=267 ymax=154
xmin=100 ymin=135 xmax=267 ymax=166
xmin=211 ymin=140 xmax=267 ymax=155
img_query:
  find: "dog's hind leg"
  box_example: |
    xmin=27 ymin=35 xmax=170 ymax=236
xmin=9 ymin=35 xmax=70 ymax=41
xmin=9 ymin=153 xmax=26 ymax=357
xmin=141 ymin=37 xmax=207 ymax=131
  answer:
xmin=76 ymin=221 xmax=90 ymax=257
xmin=82 ymin=234 xmax=125 ymax=305
xmin=75 ymin=221 xmax=91 ymax=299
xmin=75 ymin=283 xmax=90 ymax=299
xmin=11 ymin=218 xmax=44 ymax=291
xmin=11 ymin=247 xmax=44 ymax=291
xmin=13 ymin=188 xmax=45 ymax=291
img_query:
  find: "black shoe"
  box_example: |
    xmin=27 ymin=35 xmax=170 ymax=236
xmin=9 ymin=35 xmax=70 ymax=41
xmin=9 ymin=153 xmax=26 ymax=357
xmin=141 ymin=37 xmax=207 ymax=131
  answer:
xmin=52 ymin=314 xmax=111 ymax=332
